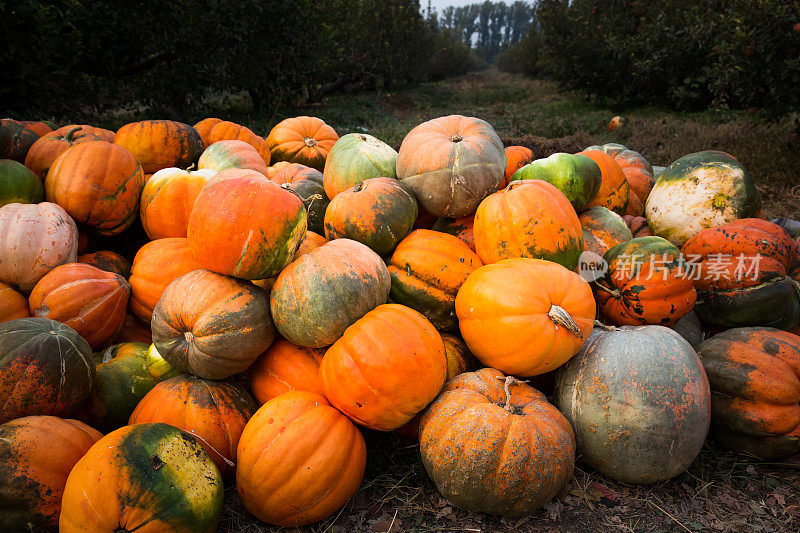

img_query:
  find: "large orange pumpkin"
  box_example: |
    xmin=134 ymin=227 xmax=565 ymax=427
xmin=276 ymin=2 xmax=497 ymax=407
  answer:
xmin=580 ymin=149 xmax=630 ymax=214
xmin=29 ymin=263 xmax=130 ymax=350
xmin=473 ymin=180 xmax=583 ymax=270
xmin=114 ymin=120 xmax=204 ymax=174
xmin=129 ymin=374 xmax=257 ymax=478
xmin=45 ymin=141 xmax=144 ymax=236
xmin=197 ymin=139 xmax=268 ymax=175
xmin=321 ymin=303 xmax=447 ymax=431
xmin=139 ymin=166 xmax=216 ymax=239
xmin=0 ymin=282 xmax=30 ymax=323
xmin=0 ymin=416 xmax=102 ymax=531
xmin=237 ymin=391 xmax=366 ymax=526
xmin=187 ymin=171 xmax=306 ymax=279
xmin=24 ymin=125 xmax=103 ymax=180
xmin=502 ymin=145 xmax=535 ymax=188
xmin=249 ymin=338 xmax=326 ymax=405
xmin=397 ymin=115 xmax=506 ymax=218
xmin=456 ymin=258 xmax=595 ymax=376
xmin=266 ymin=116 xmax=339 ymax=171
xmin=205 ymin=120 xmax=271 ymax=165
xmin=151 ymin=269 xmax=275 ymax=379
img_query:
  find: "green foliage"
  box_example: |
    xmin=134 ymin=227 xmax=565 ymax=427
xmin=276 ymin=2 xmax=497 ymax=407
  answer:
xmin=500 ymin=0 xmax=800 ymax=111
xmin=438 ymin=1 xmax=534 ymax=62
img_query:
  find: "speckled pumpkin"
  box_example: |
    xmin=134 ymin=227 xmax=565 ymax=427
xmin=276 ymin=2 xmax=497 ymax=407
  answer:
xmin=114 ymin=120 xmax=204 ymax=174
xmin=579 ymin=206 xmax=633 ymax=256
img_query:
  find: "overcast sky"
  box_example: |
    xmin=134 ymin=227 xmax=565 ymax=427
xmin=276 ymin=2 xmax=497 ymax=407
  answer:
xmin=426 ymin=0 xmax=514 ymax=12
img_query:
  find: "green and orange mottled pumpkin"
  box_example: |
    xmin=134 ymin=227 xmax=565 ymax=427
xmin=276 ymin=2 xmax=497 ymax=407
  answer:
xmin=269 ymin=162 xmax=329 ymax=234
xmin=579 ymin=148 xmax=630 ymax=214
xmin=77 ymin=250 xmax=131 ymax=277
xmin=114 ymin=120 xmax=204 ymax=174
xmin=322 ymin=133 xmax=397 ymax=199
xmin=0 ymin=159 xmax=44 ymax=207
xmin=197 ymin=139 xmax=269 ymax=175
xmin=432 ymin=214 xmax=475 ymax=251
xmin=579 ymin=206 xmax=632 ymax=256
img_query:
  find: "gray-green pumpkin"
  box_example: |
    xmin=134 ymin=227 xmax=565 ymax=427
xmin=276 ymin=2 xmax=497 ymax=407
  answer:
xmin=0 ymin=160 xmax=44 ymax=207
xmin=322 ymin=133 xmax=397 ymax=199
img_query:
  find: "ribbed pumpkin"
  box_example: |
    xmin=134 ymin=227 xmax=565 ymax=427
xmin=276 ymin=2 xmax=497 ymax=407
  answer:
xmin=60 ymin=423 xmax=224 ymax=533
xmin=77 ymin=250 xmax=131 ymax=277
xmin=193 ymin=118 xmax=223 ymax=147
xmin=269 ymin=162 xmax=329 ymax=234
xmin=266 ymin=116 xmax=339 ymax=171
xmin=85 ymin=342 xmax=177 ymax=432
xmin=237 ymin=391 xmax=366 ymax=527
xmin=324 ymin=176 xmax=418 ymax=255
xmin=249 ymin=338 xmax=326 ymax=405
xmin=114 ymin=120 xmax=204 ymax=174
xmin=397 ymin=115 xmax=506 ymax=218
xmin=187 ymin=171 xmax=306 ymax=279
xmin=419 ymin=368 xmax=575 ymax=516
xmin=388 ymin=229 xmax=483 ymax=331
xmin=0 ymin=202 xmax=78 ymax=293
xmin=596 ymin=237 xmax=696 ymax=326
xmin=0 ymin=159 xmax=44 ymax=207
xmin=29 ymin=263 xmax=130 ymax=350
xmin=129 ymin=374 xmax=257 ymax=478
xmin=580 ymin=149 xmax=630 ymax=214
xmin=45 ymin=141 xmax=144 ymax=236
xmin=24 ymin=125 xmax=103 ymax=179
xmin=270 ymin=239 xmax=390 ymax=348
xmin=579 ymin=206 xmax=633 ymax=256
xmin=322 ymin=133 xmax=397 ymax=199
xmin=128 ymin=238 xmax=203 ymax=323
xmin=511 ymin=152 xmax=602 ymax=212
xmin=152 ymin=269 xmax=275 ymax=379
xmin=456 ymin=258 xmax=595 ymax=376
xmin=696 ymin=327 xmax=800 ymax=459
xmin=197 ymin=139 xmax=268 ymax=175
xmin=0 ymin=416 xmax=102 ymax=531
xmin=473 ymin=180 xmax=583 ymax=270
xmin=140 ymin=166 xmax=216 ymax=239
xmin=0 ymin=282 xmax=29 ymax=323
xmin=0 ymin=318 xmax=94 ymax=423
xmin=432 ymin=214 xmax=475 ymax=251
xmin=502 ymin=145 xmax=534 ymax=188
xmin=204 ymin=120 xmax=271 ymax=165
xmin=555 ymin=325 xmax=711 ymax=483
xmin=321 ymin=304 xmax=447 ymax=431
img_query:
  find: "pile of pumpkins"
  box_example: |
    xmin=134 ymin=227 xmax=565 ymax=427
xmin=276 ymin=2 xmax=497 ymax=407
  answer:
xmin=1 ymin=113 xmax=799 ymax=531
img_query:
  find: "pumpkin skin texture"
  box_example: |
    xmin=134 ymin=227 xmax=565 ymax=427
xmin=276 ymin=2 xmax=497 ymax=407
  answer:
xmin=59 ymin=423 xmax=224 ymax=533
xmin=502 ymin=145 xmax=534 ymax=188
xmin=115 ymin=314 xmax=153 ymax=345
xmin=0 ymin=416 xmax=102 ymax=531
xmin=579 ymin=149 xmax=630 ymax=214
xmin=456 ymin=258 xmax=595 ymax=377
xmin=140 ymin=166 xmax=216 ymax=239
xmin=237 ymin=391 xmax=366 ymax=527
xmin=151 ymin=269 xmax=275 ymax=380
xmin=397 ymin=115 xmax=506 ymax=218
xmin=193 ymin=118 xmax=223 ymax=148
xmin=0 ymin=318 xmax=94 ymax=424
xmin=321 ymin=304 xmax=447 ymax=431
xmin=86 ymin=342 xmax=178 ymax=432
xmin=671 ymin=310 xmax=705 ymax=348
xmin=419 ymin=368 xmax=575 ymax=516
xmin=388 ymin=229 xmax=483 ymax=331
xmin=585 ymin=143 xmax=654 ymax=215
xmin=205 ymin=120 xmax=271 ymax=165
xmin=77 ymin=250 xmax=131 ymax=277
xmin=19 ymin=121 xmax=53 ymax=137
xmin=0 ymin=120 xmax=39 ymax=162
xmin=129 ymin=374 xmax=257 ymax=478
xmin=623 ymin=214 xmax=652 ymax=238
xmin=322 ymin=133 xmax=397 ymax=199
xmin=128 ymin=238 xmax=203 ymax=323
xmin=0 ymin=202 xmax=78 ymax=293
xmin=596 ymin=237 xmax=696 ymax=327
xmin=269 ymin=162 xmax=329 ymax=234
xmin=324 ymin=177 xmax=418 ymax=256
xmin=473 ymin=180 xmax=583 ymax=270
xmin=198 ymin=139 xmax=269 ymax=175
xmin=0 ymin=282 xmax=29 ymax=322
xmin=0 ymin=159 xmax=44 ymax=207
xmin=114 ymin=120 xmax=204 ymax=174
xmin=511 ymin=152 xmax=602 ymax=212
xmin=270 ymin=239 xmax=391 ymax=348
xmin=45 ymin=141 xmax=144 ymax=236
xmin=24 ymin=125 xmax=103 ymax=180
xmin=579 ymin=206 xmax=633 ymax=256
xmin=29 ymin=263 xmax=131 ymax=350
xmin=432 ymin=214 xmax=475 ymax=251
xmin=645 ymin=151 xmax=761 ymax=247
xmin=266 ymin=116 xmax=339 ymax=171
xmin=554 ymin=325 xmax=711 ymax=484
xmin=249 ymin=338 xmax=326 ymax=405
xmin=696 ymin=328 xmax=800 ymax=459
xmin=187 ymin=171 xmax=307 ymax=280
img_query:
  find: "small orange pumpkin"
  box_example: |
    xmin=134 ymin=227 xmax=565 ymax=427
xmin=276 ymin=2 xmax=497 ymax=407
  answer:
xmin=139 ymin=166 xmax=216 ymax=239
xmin=266 ymin=116 xmax=339 ymax=171
xmin=249 ymin=338 xmax=326 ymax=405
xmin=0 ymin=282 xmax=30 ymax=323
xmin=580 ymin=149 xmax=630 ymax=214
xmin=502 ymin=145 xmax=534 ymax=188
xmin=193 ymin=117 xmax=223 ymax=147
xmin=206 ymin=120 xmax=271 ymax=165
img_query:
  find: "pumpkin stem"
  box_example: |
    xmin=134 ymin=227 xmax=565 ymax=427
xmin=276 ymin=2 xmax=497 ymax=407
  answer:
xmin=498 ymin=375 xmax=526 ymax=412
xmin=594 ymin=279 xmax=622 ymax=299
xmin=451 ymin=134 xmax=463 ymax=143
xmin=548 ymin=304 xmax=581 ymax=336
xmin=185 ymin=163 xmax=196 ymax=172
xmin=62 ymin=125 xmax=83 ymax=142
xmin=303 ymin=136 xmax=317 ymax=147
xmin=353 ymin=181 xmax=365 ymax=193
xmin=593 ymin=320 xmax=618 ymax=331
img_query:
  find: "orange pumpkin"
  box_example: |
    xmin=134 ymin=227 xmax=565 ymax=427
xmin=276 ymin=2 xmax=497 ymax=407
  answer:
xmin=29 ymin=263 xmax=130 ymax=350
xmin=77 ymin=250 xmax=131 ymax=277
xmin=249 ymin=338 xmax=326 ymax=405
xmin=579 ymin=206 xmax=633 ymax=256
xmin=45 ymin=141 xmax=144 ymax=236
xmin=198 ymin=139 xmax=268 ymax=175
xmin=473 ymin=180 xmax=583 ymax=270
xmin=432 ymin=214 xmax=475 ymax=251
xmin=19 ymin=121 xmax=53 ymax=137
xmin=128 ymin=237 xmax=203 ymax=323
xmin=24 ymin=126 xmax=103 ymax=180
xmin=264 ymin=160 xmax=292 ymax=179
xmin=237 ymin=391 xmax=366 ymax=526
xmin=266 ymin=116 xmax=339 ymax=171
xmin=129 ymin=374 xmax=257 ymax=478
xmin=502 ymin=145 xmax=534 ymax=188
xmin=321 ymin=303 xmax=447 ymax=431
xmin=0 ymin=282 xmax=30 ymax=323
xmin=114 ymin=120 xmax=204 ymax=174
xmin=193 ymin=117 xmax=223 ymax=147
xmin=139 ymin=166 xmax=216 ymax=239
xmin=456 ymin=258 xmax=596 ymax=376
xmin=580 ymin=149 xmax=630 ymax=214
xmin=0 ymin=416 xmax=102 ymax=531
xmin=206 ymin=120 xmax=271 ymax=165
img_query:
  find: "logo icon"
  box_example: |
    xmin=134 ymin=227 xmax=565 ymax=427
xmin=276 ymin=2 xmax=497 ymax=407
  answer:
xmin=578 ymin=251 xmax=608 ymax=282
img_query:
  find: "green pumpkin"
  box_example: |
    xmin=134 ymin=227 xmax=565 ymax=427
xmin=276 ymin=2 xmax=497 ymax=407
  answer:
xmin=85 ymin=342 xmax=179 ymax=432
xmin=322 ymin=133 xmax=397 ymax=199
xmin=512 ymin=152 xmax=601 ymax=212
xmin=277 ymin=168 xmax=329 ymax=235
xmin=645 ymin=151 xmax=761 ymax=247
xmin=0 ymin=159 xmax=44 ymax=207
xmin=694 ymin=277 xmax=800 ymax=330
xmin=0 ymin=121 xmax=38 ymax=162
